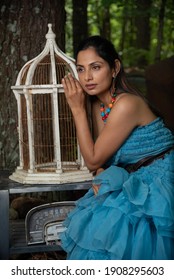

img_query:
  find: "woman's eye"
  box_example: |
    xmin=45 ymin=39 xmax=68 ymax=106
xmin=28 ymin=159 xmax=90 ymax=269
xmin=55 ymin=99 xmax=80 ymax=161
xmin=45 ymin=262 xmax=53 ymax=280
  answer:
xmin=92 ymin=65 xmax=100 ymax=70
xmin=76 ymin=67 xmax=84 ymax=73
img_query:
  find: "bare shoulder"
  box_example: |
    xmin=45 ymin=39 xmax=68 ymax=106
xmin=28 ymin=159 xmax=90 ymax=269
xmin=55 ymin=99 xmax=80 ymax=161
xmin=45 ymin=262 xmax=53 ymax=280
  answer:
xmin=114 ymin=93 xmax=143 ymax=113
xmin=112 ymin=93 xmax=156 ymax=126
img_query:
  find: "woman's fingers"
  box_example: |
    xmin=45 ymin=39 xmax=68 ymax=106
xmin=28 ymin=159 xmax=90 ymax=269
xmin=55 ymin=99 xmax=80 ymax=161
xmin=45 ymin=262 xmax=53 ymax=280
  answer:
xmin=92 ymin=184 xmax=100 ymax=195
xmin=62 ymin=74 xmax=72 ymax=92
xmin=96 ymin=168 xmax=104 ymax=175
xmin=92 ymin=168 xmax=104 ymax=195
xmin=62 ymin=73 xmax=85 ymax=110
xmin=62 ymin=73 xmax=76 ymax=91
xmin=62 ymin=73 xmax=83 ymax=99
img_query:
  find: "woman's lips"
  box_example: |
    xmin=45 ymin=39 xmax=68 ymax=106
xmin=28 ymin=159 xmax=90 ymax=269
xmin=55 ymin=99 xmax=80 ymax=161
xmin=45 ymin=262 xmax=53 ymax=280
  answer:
xmin=85 ymin=84 xmax=97 ymax=90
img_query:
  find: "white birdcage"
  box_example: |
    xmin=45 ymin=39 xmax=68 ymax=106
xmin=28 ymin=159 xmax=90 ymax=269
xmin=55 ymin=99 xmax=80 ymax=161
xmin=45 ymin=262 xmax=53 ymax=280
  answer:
xmin=10 ymin=23 xmax=92 ymax=184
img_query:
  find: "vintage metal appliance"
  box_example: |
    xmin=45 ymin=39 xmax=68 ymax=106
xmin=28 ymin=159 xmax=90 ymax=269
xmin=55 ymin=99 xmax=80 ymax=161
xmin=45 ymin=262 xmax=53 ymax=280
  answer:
xmin=25 ymin=201 xmax=75 ymax=245
xmin=10 ymin=23 xmax=92 ymax=184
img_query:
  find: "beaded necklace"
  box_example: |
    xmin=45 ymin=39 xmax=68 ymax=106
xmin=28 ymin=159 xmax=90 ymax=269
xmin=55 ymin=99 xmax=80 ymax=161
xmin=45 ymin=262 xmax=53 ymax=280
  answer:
xmin=100 ymin=92 xmax=117 ymax=123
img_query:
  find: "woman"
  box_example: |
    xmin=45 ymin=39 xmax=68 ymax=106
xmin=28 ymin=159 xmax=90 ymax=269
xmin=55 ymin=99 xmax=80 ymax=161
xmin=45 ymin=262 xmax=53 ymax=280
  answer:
xmin=61 ymin=35 xmax=174 ymax=260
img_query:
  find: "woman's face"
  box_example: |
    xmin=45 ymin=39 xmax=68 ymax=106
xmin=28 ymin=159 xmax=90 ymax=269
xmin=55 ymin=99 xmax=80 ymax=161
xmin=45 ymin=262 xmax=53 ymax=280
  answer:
xmin=76 ymin=47 xmax=115 ymax=97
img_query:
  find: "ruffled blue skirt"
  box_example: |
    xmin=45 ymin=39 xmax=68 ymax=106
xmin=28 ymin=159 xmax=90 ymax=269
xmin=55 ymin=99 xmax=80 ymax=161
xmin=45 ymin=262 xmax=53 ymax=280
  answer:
xmin=60 ymin=153 xmax=174 ymax=260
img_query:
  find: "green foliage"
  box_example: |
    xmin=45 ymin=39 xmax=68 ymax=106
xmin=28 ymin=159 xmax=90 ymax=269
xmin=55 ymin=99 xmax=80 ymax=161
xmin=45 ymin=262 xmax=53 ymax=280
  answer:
xmin=65 ymin=0 xmax=73 ymax=56
xmin=65 ymin=0 xmax=174 ymax=68
xmin=87 ymin=0 xmax=104 ymax=35
xmin=121 ymin=47 xmax=149 ymax=68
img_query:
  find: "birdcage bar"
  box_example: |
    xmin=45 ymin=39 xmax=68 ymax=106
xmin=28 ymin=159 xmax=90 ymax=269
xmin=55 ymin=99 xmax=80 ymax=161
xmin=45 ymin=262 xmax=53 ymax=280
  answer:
xmin=52 ymin=87 xmax=62 ymax=172
xmin=49 ymin=42 xmax=57 ymax=83
xmin=13 ymin=89 xmax=24 ymax=170
xmin=24 ymin=89 xmax=34 ymax=172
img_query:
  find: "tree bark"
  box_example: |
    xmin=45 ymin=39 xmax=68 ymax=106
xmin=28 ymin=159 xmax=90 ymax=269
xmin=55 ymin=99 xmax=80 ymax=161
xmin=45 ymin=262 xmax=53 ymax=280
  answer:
xmin=72 ymin=0 xmax=88 ymax=57
xmin=101 ymin=5 xmax=111 ymax=40
xmin=119 ymin=7 xmax=127 ymax=51
xmin=135 ymin=0 xmax=152 ymax=66
xmin=155 ymin=0 xmax=167 ymax=62
xmin=0 ymin=0 xmax=65 ymax=169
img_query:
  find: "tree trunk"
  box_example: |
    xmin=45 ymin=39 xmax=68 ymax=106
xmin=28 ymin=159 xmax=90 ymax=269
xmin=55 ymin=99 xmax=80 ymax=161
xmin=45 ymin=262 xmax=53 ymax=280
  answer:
xmin=135 ymin=0 xmax=152 ymax=66
xmin=72 ymin=0 xmax=88 ymax=56
xmin=101 ymin=5 xmax=111 ymax=40
xmin=119 ymin=8 xmax=127 ymax=51
xmin=155 ymin=0 xmax=167 ymax=62
xmin=0 ymin=0 xmax=65 ymax=170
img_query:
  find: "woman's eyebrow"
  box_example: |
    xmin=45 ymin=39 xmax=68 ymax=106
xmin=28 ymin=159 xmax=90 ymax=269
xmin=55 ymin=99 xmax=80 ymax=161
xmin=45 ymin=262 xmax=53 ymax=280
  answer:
xmin=76 ymin=61 xmax=104 ymax=67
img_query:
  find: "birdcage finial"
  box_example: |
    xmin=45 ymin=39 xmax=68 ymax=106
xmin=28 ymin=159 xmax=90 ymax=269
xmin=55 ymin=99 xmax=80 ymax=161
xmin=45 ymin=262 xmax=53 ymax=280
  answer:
xmin=46 ymin=23 xmax=56 ymax=40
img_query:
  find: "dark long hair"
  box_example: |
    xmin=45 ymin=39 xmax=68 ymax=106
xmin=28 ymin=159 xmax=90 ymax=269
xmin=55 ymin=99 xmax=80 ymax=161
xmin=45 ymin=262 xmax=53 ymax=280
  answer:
xmin=75 ymin=35 xmax=161 ymax=117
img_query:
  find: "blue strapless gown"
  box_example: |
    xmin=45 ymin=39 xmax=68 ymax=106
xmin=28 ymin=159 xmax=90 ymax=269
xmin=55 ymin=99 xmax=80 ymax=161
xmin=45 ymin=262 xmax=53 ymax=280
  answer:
xmin=60 ymin=118 xmax=174 ymax=260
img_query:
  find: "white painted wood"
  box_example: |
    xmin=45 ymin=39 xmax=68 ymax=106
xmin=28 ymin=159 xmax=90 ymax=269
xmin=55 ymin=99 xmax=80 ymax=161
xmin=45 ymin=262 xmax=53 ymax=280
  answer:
xmin=10 ymin=23 xmax=92 ymax=184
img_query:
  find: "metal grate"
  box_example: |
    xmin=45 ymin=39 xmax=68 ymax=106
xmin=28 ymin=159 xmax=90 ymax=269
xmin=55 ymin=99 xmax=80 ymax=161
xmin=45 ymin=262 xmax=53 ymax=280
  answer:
xmin=33 ymin=93 xmax=54 ymax=168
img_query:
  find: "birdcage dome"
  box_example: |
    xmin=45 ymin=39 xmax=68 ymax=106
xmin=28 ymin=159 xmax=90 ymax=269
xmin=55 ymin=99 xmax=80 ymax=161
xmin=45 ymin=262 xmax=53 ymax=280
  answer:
xmin=10 ymin=24 xmax=92 ymax=184
xmin=15 ymin=23 xmax=77 ymax=88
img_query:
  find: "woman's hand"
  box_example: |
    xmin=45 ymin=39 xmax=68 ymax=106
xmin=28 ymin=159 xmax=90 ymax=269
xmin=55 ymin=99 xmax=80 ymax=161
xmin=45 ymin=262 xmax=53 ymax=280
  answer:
xmin=62 ymin=73 xmax=85 ymax=112
xmin=92 ymin=168 xmax=104 ymax=195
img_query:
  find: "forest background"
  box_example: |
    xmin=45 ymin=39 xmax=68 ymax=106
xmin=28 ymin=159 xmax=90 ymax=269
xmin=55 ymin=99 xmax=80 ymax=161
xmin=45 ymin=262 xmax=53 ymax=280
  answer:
xmin=0 ymin=0 xmax=173 ymax=170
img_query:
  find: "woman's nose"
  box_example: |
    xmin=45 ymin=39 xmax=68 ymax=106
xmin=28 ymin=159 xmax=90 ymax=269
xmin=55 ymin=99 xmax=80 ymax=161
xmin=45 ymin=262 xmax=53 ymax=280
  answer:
xmin=84 ymin=70 xmax=93 ymax=81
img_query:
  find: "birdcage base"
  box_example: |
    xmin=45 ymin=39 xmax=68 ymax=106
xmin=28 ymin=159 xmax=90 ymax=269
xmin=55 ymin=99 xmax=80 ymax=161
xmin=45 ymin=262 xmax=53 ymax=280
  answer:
xmin=9 ymin=169 xmax=93 ymax=184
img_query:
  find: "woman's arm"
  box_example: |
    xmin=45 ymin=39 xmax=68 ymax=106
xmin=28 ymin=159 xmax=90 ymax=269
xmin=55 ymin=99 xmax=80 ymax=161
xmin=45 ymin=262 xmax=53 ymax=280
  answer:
xmin=62 ymin=74 xmax=154 ymax=171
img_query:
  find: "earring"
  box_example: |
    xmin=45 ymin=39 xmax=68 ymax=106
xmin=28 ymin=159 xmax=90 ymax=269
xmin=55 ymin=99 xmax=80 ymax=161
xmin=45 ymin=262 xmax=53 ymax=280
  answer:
xmin=112 ymin=75 xmax=117 ymax=92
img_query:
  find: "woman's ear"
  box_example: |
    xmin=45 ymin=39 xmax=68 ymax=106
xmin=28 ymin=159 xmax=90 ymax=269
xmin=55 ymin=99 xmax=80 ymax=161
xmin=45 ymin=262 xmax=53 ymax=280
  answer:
xmin=112 ymin=59 xmax=121 ymax=77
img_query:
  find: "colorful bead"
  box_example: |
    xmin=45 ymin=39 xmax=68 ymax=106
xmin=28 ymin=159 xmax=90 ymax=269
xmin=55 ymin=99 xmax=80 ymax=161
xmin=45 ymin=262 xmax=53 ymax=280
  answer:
xmin=100 ymin=92 xmax=117 ymax=123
